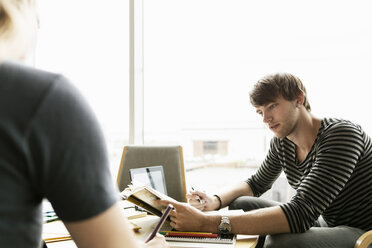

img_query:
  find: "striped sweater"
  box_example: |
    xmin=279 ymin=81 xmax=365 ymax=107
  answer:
xmin=246 ymin=118 xmax=372 ymax=233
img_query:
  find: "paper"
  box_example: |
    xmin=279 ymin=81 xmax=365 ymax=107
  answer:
xmin=43 ymin=220 xmax=71 ymax=243
xmin=123 ymin=207 xmax=148 ymax=219
xmin=236 ymin=234 xmax=259 ymax=240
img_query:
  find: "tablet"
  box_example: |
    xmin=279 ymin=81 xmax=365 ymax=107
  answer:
xmin=129 ymin=165 xmax=168 ymax=195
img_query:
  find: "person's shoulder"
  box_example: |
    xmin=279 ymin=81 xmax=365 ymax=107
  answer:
xmin=321 ymin=117 xmax=363 ymax=136
xmin=0 ymin=61 xmax=61 ymax=84
xmin=322 ymin=118 xmax=360 ymax=129
xmin=1 ymin=61 xmax=78 ymax=101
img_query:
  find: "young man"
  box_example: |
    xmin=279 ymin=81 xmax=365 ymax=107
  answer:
xmin=158 ymin=73 xmax=372 ymax=248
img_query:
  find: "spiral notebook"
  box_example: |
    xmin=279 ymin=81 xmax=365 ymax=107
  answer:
xmin=160 ymin=210 xmax=242 ymax=247
xmin=164 ymin=233 xmax=235 ymax=244
xmin=165 ymin=234 xmax=236 ymax=248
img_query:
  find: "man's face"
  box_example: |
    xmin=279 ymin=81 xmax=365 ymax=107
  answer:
xmin=255 ymin=96 xmax=299 ymax=139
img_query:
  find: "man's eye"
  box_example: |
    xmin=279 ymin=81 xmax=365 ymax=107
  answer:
xmin=269 ymin=104 xmax=276 ymax=110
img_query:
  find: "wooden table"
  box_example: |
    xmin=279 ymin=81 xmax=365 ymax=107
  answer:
xmin=44 ymin=215 xmax=257 ymax=248
xmin=131 ymin=215 xmax=258 ymax=248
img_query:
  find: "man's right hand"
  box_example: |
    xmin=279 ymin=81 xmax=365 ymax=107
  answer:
xmin=186 ymin=190 xmax=220 ymax=211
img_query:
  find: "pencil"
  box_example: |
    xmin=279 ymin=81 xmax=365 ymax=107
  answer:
xmin=160 ymin=231 xmax=214 ymax=234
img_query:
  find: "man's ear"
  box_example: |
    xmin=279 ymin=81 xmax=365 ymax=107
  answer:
xmin=297 ymin=91 xmax=305 ymax=106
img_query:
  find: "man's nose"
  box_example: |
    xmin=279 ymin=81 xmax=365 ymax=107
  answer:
xmin=262 ymin=112 xmax=272 ymax=123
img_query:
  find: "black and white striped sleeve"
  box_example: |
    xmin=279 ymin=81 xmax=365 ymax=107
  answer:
xmin=246 ymin=138 xmax=283 ymax=197
xmin=280 ymin=123 xmax=364 ymax=233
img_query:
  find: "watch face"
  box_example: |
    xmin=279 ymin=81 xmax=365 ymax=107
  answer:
xmin=220 ymin=223 xmax=231 ymax=234
xmin=219 ymin=216 xmax=232 ymax=234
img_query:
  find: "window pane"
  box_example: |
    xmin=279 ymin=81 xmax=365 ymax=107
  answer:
xmin=35 ymin=0 xmax=129 ymax=176
xmin=143 ymin=0 xmax=372 ymax=201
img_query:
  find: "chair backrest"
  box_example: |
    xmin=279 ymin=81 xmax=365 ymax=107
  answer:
xmin=117 ymin=145 xmax=187 ymax=202
xmin=355 ymin=229 xmax=372 ymax=248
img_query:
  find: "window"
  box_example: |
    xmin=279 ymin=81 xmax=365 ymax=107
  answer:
xmin=35 ymin=0 xmax=129 ymax=177
xmin=34 ymin=1 xmax=372 ymax=202
xmin=193 ymin=140 xmax=228 ymax=157
xmin=202 ymin=141 xmax=219 ymax=155
xmin=141 ymin=0 xmax=372 ymax=197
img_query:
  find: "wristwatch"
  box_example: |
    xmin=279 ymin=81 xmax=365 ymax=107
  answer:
xmin=218 ymin=216 xmax=232 ymax=234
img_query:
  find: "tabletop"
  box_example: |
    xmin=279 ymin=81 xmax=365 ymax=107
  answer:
xmin=44 ymin=208 xmax=257 ymax=248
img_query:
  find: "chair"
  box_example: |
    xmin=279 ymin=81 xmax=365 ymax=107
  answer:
xmin=355 ymin=230 xmax=372 ymax=248
xmin=117 ymin=145 xmax=187 ymax=202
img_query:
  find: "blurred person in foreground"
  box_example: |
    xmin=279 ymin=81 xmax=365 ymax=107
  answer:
xmin=0 ymin=1 xmax=168 ymax=248
xmin=158 ymin=73 xmax=371 ymax=248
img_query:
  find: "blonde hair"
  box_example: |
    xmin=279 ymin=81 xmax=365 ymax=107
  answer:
xmin=0 ymin=0 xmax=37 ymax=62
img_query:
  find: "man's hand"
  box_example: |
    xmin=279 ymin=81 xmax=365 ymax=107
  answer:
xmin=186 ymin=190 xmax=219 ymax=211
xmin=156 ymin=199 xmax=214 ymax=232
xmin=65 ymin=203 xmax=170 ymax=248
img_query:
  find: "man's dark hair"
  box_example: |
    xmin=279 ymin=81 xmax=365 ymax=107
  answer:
xmin=249 ymin=72 xmax=311 ymax=111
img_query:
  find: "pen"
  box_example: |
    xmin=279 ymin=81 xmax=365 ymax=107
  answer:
xmin=191 ymin=186 xmax=202 ymax=204
xmin=45 ymin=216 xmax=59 ymax=223
xmin=145 ymin=204 xmax=173 ymax=243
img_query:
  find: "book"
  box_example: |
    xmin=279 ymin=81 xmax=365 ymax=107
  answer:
xmin=159 ymin=210 xmax=241 ymax=246
xmin=166 ymin=240 xmax=235 ymax=248
xmin=120 ymin=181 xmax=174 ymax=217
xmin=161 ymin=231 xmax=235 ymax=244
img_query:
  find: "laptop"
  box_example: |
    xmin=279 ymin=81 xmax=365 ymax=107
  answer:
xmin=129 ymin=165 xmax=168 ymax=195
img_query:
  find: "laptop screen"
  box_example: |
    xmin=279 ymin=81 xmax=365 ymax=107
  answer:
xmin=129 ymin=165 xmax=168 ymax=195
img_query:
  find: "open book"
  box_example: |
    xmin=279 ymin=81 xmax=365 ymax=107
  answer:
xmin=121 ymin=183 xmax=240 ymax=247
xmin=120 ymin=182 xmax=174 ymax=217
